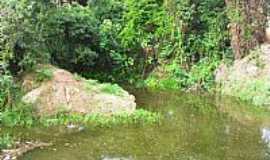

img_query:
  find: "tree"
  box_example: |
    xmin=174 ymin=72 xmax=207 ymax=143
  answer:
xmin=225 ymin=0 xmax=267 ymax=59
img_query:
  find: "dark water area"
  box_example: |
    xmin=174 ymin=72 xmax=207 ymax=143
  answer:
xmin=9 ymin=90 xmax=270 ymax=160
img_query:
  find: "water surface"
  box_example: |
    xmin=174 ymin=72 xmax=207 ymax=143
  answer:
xmin=15 ymin=90 xmax=270 ymax=160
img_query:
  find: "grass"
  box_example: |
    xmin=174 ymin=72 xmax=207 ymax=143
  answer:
xmin=100 ymin=83 xmax=124 ymax=96
xmin=144 ymin=59 xmax=218 ymax=91
xmin=84 ymin=79 xmax=99 ymax=90
xmin=84 ymin=79 xmax=124 ymax=96
xmin=74 ymin=73 xmax=84 ymax=81
xmin=218 ymin=47 xmax=270 ymax=107
xmin=0 ymin=134 xmax=14 ymax=150
xmin=0 ymin=103 xmax=35 ymax=127
xmin=145 ymin=76 xmax=181 ymax=90
xmin=221 ymin=79 xmax=270 ymax=107
xmin=0 ymin=102 xmax=161 ymax=128
xmin=35 ymin=67 xmax=53 ymax=83
xmin=40 ymin=109 xmax=161 ymax=127
xmin=84 ymin=79 xmax=101 ymax=92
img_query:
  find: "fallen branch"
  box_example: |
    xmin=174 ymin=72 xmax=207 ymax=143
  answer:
xmin=0 ymin=141 xmax=52 ymax=160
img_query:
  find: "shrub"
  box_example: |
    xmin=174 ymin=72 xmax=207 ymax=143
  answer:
xmin=0 ymin=0 xmax=231 ymax=89
xmin=0 ymin=0 xmax=51 ymax=73
xmin=0 ymin=74 xmax=16 ymax=110
xmin=0 ymin=103 xmax=35 ymax=127
xmin=43 ymin=4 xmax=99 ymax=71
xmin=0 ymin=134 xmax=14 ymax=150
xmin=145 ymin=58 xmax=220 ymax=90
xmin=221 ymin=79 xmax=270 ymax=107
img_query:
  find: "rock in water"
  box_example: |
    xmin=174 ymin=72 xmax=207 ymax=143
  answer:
xmin=22 ymin=65 xmax=136 ymax=116
xmin=215 ymin=44 xmax=270 ymax=106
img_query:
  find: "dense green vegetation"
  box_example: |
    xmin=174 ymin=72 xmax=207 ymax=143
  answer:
xmin=0 ymin=0 xmax=230 ymax=84
xmin=1 ymin=2 xmax=270 ymax=158
xmin=0 ymin=106 xmax=160 ymax=127
xmin=0 ymin=0 xmax=268 ymax=127
xmin=0 ymin=134 xmax=13 ymax=150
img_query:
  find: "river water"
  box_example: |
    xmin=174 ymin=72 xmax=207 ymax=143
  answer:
xmin=14 ymin=90 xmax=270 ymax=159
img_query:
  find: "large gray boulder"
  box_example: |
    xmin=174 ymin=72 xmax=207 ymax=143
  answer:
xmin=22 ymin=65 xmax=136 ymax=116
xmin=215 ymin=44 xmax=270 ymax=106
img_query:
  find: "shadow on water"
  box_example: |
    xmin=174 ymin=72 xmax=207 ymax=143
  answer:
xmin=7 ymin=90 xmax=270 ymax=160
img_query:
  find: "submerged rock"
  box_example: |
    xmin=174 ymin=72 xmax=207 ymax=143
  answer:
xmin=21 ymin=65 xmax=136 ymax=116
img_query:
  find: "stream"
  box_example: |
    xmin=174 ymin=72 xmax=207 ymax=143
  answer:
xmin=5 ymin=90 xmax=270 ymax=160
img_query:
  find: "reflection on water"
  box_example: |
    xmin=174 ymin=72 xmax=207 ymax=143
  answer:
xmin=13 ymin=90 xmax=270 ymax=160
xmin=262 ymin=128 xmax=270 ymax=144
xmin=261 ymin=127 xmax=270 ymax=159
xmin=101 ymin=155 xmax=133 ymax=160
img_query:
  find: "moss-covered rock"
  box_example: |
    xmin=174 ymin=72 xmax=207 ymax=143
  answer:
xmin=21 ymin=65 xmax=136 ymax=116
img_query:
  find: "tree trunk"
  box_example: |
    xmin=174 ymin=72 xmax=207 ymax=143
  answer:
xmin=225 ymin=0 xmax=267 ymax=59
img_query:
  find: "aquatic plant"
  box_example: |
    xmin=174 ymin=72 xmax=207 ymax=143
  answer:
xmin=0 ymin=102 xmax=160 ymax=128
xmin=40 ymin=109 xmax=161 ymax=127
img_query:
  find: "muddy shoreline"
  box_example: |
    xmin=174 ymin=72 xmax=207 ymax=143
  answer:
xmin=0 ymin=141 xmax=51 ymax=160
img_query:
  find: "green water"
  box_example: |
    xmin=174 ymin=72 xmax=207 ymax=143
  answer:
xmin=12 ymin=91 xmax=270 ymax=159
